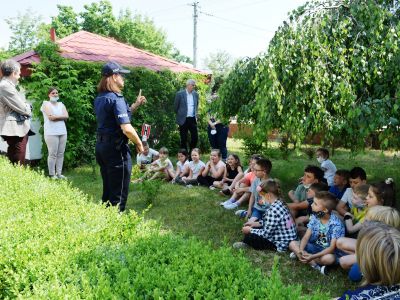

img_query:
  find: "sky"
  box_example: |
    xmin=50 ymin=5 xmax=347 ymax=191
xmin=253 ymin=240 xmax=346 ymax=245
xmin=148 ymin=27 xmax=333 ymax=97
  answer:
xmin=0 ymin=0 xmax=307 ymax=69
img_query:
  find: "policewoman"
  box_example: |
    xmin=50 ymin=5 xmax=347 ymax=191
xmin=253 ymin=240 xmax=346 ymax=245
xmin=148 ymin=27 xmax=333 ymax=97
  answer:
xmin=94 ymin=62 xmax=145 ymax=212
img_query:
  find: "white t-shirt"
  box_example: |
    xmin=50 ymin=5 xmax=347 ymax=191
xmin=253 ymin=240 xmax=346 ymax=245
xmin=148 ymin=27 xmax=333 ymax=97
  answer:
xmin=41 ymin=101 xmax=67 ymax=136
xmin=340 ymin=188 xmax=353 ymax=208
xmin=321 ymin=159 xmax=337 ymax=186
xmin=155 ymin=158 xmax=173 ymax=170
xmin=188 ymin=160 xmax=205 ymax=178
xmin=137 ymin=148 xmax=159 ymax=165
xmin=176 ymin=160 xmax=189 ymax=173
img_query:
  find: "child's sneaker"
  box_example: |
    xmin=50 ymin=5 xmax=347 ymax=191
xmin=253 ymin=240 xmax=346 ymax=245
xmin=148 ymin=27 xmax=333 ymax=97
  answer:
xmin=186 ymin=184 xmax=193 ymax=188
xmin=220 ymin=199 xmax=234 ymax=206
xmin=311 ymin=264 xmax=328 ymax=275
xmin=235 ymin=209 xmax=247 ymax=218
xmin=233 ymin=242 xmax=249 ymax=249
xmin=209 ymin=186 xmax=216 ymax=190
xmin=289 ymin=252 xmax=297 ymax=260
xmin=224 ymin=202 xmax=238 ymax=210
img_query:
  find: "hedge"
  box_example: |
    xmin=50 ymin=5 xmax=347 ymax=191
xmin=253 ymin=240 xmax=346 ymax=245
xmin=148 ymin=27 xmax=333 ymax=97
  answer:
xmin=0 ymin=158 xmax=329 ymax=299
xmin=22 ymin=42 xmax=210 ymax=169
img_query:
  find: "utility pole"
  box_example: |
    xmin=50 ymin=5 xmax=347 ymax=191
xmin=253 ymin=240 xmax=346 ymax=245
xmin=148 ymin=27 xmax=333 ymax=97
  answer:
xmin=192 ymin=1 xmax=199 ymax=68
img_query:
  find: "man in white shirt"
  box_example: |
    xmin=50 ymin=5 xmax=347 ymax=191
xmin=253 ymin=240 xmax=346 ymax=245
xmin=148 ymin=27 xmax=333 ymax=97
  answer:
xmin=174 ymin=79 xmax=199 ymax=153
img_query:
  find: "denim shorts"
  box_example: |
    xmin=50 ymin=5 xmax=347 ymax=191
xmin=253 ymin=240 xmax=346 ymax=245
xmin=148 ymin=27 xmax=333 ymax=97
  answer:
xmin=251 ymin=207 xmax=264 ymax=220
xmin=305 ymin=242 xmax=347 ymax=263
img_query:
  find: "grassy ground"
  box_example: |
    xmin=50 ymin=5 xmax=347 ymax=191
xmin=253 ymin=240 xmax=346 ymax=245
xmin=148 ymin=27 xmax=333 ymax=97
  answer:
xmin=65 ymin=139 xmax=400 ymax=298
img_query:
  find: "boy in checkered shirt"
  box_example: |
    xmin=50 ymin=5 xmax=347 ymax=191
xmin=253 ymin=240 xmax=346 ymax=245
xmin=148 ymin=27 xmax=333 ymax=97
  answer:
xmin=233 ymin=179 xmax=297 ymax=252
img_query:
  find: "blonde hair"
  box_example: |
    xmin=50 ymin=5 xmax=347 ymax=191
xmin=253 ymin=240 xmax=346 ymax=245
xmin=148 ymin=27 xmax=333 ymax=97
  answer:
xmin=366 ymin=206 xmax=400 ymax=228
xmin=356 ymin=222 xmax=400 ymax=286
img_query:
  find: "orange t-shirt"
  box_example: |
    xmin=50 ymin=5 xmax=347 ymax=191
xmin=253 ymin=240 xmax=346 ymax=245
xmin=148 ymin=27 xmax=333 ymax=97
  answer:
xmin=242 ymin=171 xmax=256 ymax=186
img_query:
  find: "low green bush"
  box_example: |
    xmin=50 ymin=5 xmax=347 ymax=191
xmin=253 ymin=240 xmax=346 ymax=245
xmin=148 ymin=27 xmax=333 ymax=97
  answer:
xmin=0 ymin=158 xmax=329 ymax=299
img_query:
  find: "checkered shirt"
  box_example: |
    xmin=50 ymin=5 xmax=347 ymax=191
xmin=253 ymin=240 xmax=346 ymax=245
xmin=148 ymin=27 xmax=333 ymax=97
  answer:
xmin=250 ymin=200 xmax=298 ymax=252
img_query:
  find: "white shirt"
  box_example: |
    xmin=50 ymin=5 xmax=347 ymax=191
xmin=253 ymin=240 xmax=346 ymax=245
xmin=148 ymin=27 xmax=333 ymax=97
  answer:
xmin=177 ymin=160 xmax=190 ymax=173
xmin=189 ymin=160 xmax=205 ymax=178
xmin=340 ymin=188 xmax=353 ymax=208
xmin=137 ymin=148 xmax=159 ymax=165
xmin=186 ymin=90 xmax=195 ymax=117
xmin=321 ymin=159 xmax=337 ymax=186
xmin=41 ymin=101 xmax=67 ymax=136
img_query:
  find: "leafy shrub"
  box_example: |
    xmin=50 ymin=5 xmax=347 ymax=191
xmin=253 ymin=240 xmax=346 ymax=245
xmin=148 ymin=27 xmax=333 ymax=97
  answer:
xmin=137 ymin=179 xmax=162 ymax=206
xmin=0 ymin=157 xmax=329 ymax=299
xmin=23 ymin=42 xmax=209 ymax=169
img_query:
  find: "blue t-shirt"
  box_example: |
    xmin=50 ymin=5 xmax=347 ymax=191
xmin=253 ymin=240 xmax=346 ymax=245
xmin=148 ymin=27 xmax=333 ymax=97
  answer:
xmin=307 ymin=213 xmax=344 ymax=247
xmin=94 ymin=91 xmax=131 ymax=135
xmin=329 ymin=185 xmax=347 ymax=200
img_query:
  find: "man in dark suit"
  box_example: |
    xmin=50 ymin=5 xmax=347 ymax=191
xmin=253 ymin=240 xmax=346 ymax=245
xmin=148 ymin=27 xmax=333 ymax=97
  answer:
xmin=174 ymin=79 xmax=199 ymax=152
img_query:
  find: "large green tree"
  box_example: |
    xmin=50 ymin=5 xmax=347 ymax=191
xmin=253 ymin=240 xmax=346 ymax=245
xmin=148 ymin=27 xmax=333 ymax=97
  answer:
xmin=219 ymin=0 xmax=400 ymax=151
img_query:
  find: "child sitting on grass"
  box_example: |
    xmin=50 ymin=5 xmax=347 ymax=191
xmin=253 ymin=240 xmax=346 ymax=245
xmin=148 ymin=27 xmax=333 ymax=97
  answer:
xmin=288 ymin=165 xmax=325 ymax=218
xmin=221 ymin=154 xmax=260 ymax=211
xmin=337 ymin=179 xmax=396 ymax=271
xmin=289 ymin=191 xmax=345 ymax=275
xmin=133 ymin=147 xmax=173 ymax=182
xmin=181 ymin=148 xmax=205 ymax=187
xmin=233 ymin=179 xmax=297 ymax=252
xmin=336 ymin=167 xmax=367 ymax=216
xmin=347 ymin=205 xmax=400 ymax=283
xmin=316 ymin=148 xmax=337 ymax=187
xmin=328 ymin=169 xmax=350 ymax=200
xmin=136 ymin=141 xmax=159 ymax=169
xmin=288 ymin=165 xmax=325 ymax=204
xmin=172 ymin=149 xmax=190 ymax=184
xmin=343 ymin=184 xmax=370 ymax=237
xmin=295 ymin=182 xmax=329 ymax=238
xmin=338 ymin=222 xmax=400 ymax=299
xmin=197 ymin=149 xmax=226 ymax=187
xmin=243 ymin=158 xmax=272 ymax=222
xmin=212 ymin=154 xmax=243 ymax=190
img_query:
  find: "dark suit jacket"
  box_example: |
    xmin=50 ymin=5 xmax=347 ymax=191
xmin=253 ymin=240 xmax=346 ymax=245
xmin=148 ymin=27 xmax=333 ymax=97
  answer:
xmin=174 ymin=89 xmax=199 ymax=126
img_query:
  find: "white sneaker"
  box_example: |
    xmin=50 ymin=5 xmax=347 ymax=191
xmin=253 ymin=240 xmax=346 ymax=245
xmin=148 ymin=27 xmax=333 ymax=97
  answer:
xmin=57 ymin=174 xmax=67 ymax=180
xmin=220 ymin=199 xmax=233 ymax=206
xmin=224 ymin=202 xmax=238 ymax=210
xmin=289 ymin=252 xmax=297 ymax=260
xmin=50 ymin=175 xmax=58 ymax=180
xmin=233 ymin=242 xmax=249 ymax=249
xmin=209 ymin=186 xmax=216 ymax=190
xmin=186 ymin=184 xmax=193 ymax=188
xmin=234 ymin=209 xmax=247 ymax=218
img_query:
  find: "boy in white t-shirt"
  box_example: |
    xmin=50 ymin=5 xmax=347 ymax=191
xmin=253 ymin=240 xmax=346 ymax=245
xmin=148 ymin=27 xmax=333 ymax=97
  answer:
xmin=133 ymin=147 xmax=173 ymax=182
xmin=336 ymin=167 xmax=367 ymax=217
xmin=316 ymin=148 xmax=337 ymax=187
xmin=136 ymin=141 xmax=159 ymax=169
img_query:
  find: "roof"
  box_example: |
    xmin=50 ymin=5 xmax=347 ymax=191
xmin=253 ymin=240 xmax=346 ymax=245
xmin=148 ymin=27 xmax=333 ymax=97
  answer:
xmin=13 ymin=31 xmax=206 ymax=74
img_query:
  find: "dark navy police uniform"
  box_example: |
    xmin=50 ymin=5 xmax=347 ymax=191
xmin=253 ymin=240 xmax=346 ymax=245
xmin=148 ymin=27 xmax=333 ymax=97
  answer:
xmin=94 ymin=91 xmax=132 ymax=212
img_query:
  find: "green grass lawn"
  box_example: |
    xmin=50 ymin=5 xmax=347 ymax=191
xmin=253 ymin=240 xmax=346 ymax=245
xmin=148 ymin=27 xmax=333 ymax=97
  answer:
xmin=65 ymin=139 xmax=400 ymax=298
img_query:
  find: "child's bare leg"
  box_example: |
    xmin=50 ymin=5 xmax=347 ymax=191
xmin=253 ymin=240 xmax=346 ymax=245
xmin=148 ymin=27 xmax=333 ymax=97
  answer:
xmin=315 ymin=254 xmax=336 ymax=266
xmin=336 ymin=237 xmax=356 ymax=253
xmin=235 ymin=192 xmax=250 ymax=205
xmin=339 ymin=254 xmax=356 ymax=269
xmin=213 ymin=181 xmax=224 ymax=189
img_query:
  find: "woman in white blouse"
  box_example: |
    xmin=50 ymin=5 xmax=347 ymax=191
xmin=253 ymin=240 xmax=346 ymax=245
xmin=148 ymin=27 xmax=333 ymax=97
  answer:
xmin=41 ymin=87 xmax=69 ymax=179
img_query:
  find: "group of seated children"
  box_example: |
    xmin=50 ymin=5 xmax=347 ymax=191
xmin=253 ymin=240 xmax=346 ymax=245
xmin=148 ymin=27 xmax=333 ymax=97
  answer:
xmin=134 ymin=144 xmax=400 ymax=298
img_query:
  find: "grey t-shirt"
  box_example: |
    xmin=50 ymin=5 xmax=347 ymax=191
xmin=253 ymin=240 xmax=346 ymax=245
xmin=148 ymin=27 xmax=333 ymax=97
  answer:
xmin=189 ymin=160 xmax=205 ymax=178
xmin=251 ymin=177 xmax=270 ymax=212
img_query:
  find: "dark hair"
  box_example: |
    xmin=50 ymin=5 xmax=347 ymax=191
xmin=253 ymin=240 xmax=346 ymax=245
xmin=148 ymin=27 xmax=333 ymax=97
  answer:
xmin=316 ymin=148 xmax=329 ymax=158
xmin=142 ymin=141 xmax=149 ymax=148
xmin=350 ymin=167 xmax=367 ymax=180
xmin=370 ymin=179 xmax=396 ymax=207
xmin=310 ymin=182 xmax=329 ymax=193
xmin=178 ymin=148 xmax=188 ymax=159
xmin=250 ymin=154 xmax=262 ymax=161
xmin=228 ymin=153 xmax=241 ymax=168
xmin=47 ymin=87 xmax=58 ymax=95
xmin=256 ymin=158 xmax=272 ymax=174
xmin=304 ymin=165 xmax=325 ymax=182
xmin=259 ymin=179 xmax=282 ymax=198
xmin=336 ymin=169 xmax=350 ymax=182
xmin=314 ymin=191 xmax=337 ymax=212
xmin=159 ymin=147 xmax=169 ymax=155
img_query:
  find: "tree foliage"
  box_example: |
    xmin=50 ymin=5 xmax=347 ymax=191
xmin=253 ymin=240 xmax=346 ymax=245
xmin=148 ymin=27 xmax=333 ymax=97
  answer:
xmin=203 ymin=50 xmax=234 ymax=92
xmin=218 ymin=0 xmax=400 ymax=151
xmin=5 ymin=9 xmax=49 ymax=55
xmin=50 ymin=0 xmax=184 ymax=60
